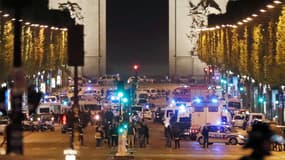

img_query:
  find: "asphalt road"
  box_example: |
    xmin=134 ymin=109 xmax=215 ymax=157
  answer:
xmin=0 ymin=120 xmax=284 ymax=160
xmin=0 ymin=83 xmax=285 ymax=159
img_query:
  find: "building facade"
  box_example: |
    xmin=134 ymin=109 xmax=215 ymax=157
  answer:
xmin=49 ymin=0 xmax=228 ymax=78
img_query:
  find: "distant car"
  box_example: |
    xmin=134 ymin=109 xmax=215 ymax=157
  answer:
xmin=143 ymin=108 xmax=152 ymax=120
xmin=196 ymin=124 xmax=247 ymax=145
xmin=146 ymin=88 xmax=158 ymax=99
xmin=232 ymin=114 xmax=246 ymax=128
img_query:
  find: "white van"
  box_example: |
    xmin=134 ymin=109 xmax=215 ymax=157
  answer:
xmin=36 ymin=103 xmax=62 ymax=115
xmin=232 ymin=114 xmax=246 ymax=128
xmin=135 ymin=91 xmax=149 ymax=105
xmin=247 ymin=112 xmax=265 ymax=126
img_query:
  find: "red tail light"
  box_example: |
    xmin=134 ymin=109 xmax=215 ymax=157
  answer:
xmin=62 ymin=115 xmax=67 ymax=125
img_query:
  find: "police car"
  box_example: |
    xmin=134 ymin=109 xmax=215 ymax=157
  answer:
xmin=196 ymin=124 xmax=247 ymax=145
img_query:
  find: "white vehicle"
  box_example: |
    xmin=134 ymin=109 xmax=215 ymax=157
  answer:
xmin=247 ymin=112 xmax=265 ymax=126
xmin=232 ymin=114 xmax=246 ymax=128
xmin=80 ymin=101 xmax=103 ymax=123
xmin=161 ymin=105 xmax=191 ymax=124
xmin=80 ymin=88 xmax=100 ymax=101
xmin=146 ymin=88 xmax=158 ymax=99
xmin=196 ymin=124 xmax=247 ymax=145
xmin=43 ymin=96 xmax=58 ymax=103
xmin=36 ymin=103 xmax=62 ymax=115
xmin=131 ymin=105 xmax=144 ymax=120
xmin=135 ymin=91 xmax=149 ymax=105
xmin=143 ymin=108 xmax=152 ymax=120
xmin=127 ymin=76 xmax=145 ymax=84
xmin=189 ymin=96 xmax=231 ymax=139
xmin=97 ymin=74 xmax=120 ymax=86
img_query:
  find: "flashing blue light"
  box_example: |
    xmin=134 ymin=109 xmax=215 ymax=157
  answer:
xmin=258 ymin=97 xmax=264 ymax=103
xmin=180 ymin=105 xmax=186 ymax=113
xmin=145 ymin=104 xmax=149 ymax=109
xmin=216 ymin=120 xmax=221 ymax=125
xmin=87 ymin=87 xmax=91 ymax=91
xmin=211 ymin=98 xmax=218 ymax=103
xmin=123 ymin=124 xmax=128 ymax=129
xmin=111 ymin=96 xmax=116 ymax=101
xmin=171 ymin=99 xmax=176 ymax=104
xmin=118 ymin=92 xmax=124 ymax=98
xmin=194 ymin=98 xmax=201 ymax=103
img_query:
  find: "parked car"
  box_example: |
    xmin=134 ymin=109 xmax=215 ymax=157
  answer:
xmin=143 ymin=108 xmax=152 ymax=120
xmin=232 ymin=114 xmax=246 ymax=128
xmin=196 ymin=124 xmax=247 ymax=145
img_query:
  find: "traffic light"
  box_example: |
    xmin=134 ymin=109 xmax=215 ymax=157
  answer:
xmin=221 ymin=78 xmax=227 ymax=84
xmin=118 ymin=122 xmax=128 ymax=134
xmin=122 ymin=97 xmax=128 ymax=103
xmin=133 ymin=64 xmax=139 ymax=71
xmin=258 ymin=96 xmax=265 ymax=103
xmin=118 ymin=91 xmax=124 ymax=98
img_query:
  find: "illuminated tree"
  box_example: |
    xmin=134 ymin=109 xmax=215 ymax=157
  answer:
xmin=238 ymin=26 xmax=249 ymax=76
xmin=276 ymin=6 xmax=285 ymax=65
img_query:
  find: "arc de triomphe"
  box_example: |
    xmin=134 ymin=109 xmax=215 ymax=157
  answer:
xmin=49 ymin=0 xmax=228 ymax=78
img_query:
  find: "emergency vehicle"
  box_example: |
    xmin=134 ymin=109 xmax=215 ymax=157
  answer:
xmin=188 ymin=96 xmax=231 ymax=140
xmin=172 ymin=84 xmax=209 ymax=102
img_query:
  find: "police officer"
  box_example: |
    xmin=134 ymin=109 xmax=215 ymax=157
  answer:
xmin=202 ymin=126 xmax=209 ymax=148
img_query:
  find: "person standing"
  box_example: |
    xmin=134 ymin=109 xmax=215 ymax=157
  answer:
xmin=202 ymin=125 xmax=209 ymax=148
xmin=110 ymin=123 xmax=118 ymax=147
xmin=95 ymin=124 xmax=104 ymax=147
xmin=144 ymin=122 xmax=149 ymax=145
xmin=164 ymin=123 xmax=172 ymax=148
xmin=138 ymin=122 xmax=146 ymax=148
xmin=127 ymin=122 xmax=136 ymax=148
xmin=172 ymin=124 xmax=181 ymax=149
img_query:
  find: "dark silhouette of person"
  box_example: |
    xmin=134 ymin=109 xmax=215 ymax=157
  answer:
xmin=240 ymin=121 xmax=274 ymax=160
xmin=172 ymin=124 xmax=181 ymax=149
xmin=138 ymin=122 xmax=146 ymax=148
xmin=164 ymin=124 xmax=172 ymax=148
xmin=110 ymin=124 xmax=118 ymax=147
xmin=143 ymin=122 xmax=149 ymax=145
xmin=202 ymin=125 xmax=209 ymax=148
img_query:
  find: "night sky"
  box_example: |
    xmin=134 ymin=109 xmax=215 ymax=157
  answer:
xmin=106 ymin=0 xmax=168 ymax=78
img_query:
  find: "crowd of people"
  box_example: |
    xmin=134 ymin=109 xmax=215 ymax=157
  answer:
xmin=93 ymin=113 xmax=150 ymax=149
xmin=164 ymin=122 xmax=183 ymax=149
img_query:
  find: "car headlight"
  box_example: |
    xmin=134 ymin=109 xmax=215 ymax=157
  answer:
xmin=238 ymin=135 xmax=245 ymax=139
xmin=94 ymin=115 xmax=100 ymax=120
